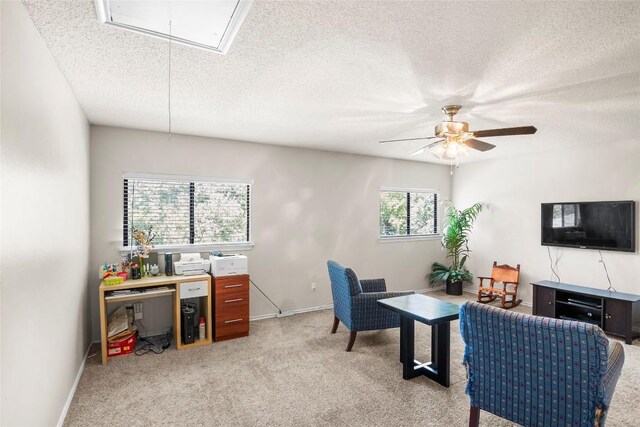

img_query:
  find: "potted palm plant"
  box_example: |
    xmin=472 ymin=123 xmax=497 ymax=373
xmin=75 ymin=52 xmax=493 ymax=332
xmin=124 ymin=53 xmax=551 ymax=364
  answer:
xmin=429 ymin=201 xmax=484 ymax=295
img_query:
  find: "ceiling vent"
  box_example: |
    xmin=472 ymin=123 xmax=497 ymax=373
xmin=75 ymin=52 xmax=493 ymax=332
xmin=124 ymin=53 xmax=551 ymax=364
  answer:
xmin=94 ymin=0 xmax=253 ymax=54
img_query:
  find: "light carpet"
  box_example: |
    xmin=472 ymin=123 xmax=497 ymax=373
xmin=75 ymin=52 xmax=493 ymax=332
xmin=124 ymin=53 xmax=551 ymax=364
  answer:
xmin=65 ymin=293 xmax=640 ymax=426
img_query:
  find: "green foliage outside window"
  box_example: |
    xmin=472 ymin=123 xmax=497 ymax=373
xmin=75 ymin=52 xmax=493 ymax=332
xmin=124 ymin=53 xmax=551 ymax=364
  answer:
xmin=194 ymin=183 xmax=249 ymax=244
xmin=380 ymin=190 xmax=437 ymax=237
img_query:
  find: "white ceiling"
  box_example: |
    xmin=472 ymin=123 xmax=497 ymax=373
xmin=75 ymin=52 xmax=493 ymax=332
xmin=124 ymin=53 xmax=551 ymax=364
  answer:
xmin=22 ymin=0 xmax=640 ymax=164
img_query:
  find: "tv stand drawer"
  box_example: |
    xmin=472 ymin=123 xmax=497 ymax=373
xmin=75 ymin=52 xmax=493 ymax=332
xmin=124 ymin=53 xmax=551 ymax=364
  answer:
xmin=533 ymin=286 xmax=555 ymax=318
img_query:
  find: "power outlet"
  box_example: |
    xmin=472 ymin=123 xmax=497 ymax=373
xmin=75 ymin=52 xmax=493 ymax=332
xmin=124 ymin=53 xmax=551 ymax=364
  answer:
xmin=311 ymin=282 xmax=316 ymax=291
xmin=133 ymin=302 xmax=143 ymax=320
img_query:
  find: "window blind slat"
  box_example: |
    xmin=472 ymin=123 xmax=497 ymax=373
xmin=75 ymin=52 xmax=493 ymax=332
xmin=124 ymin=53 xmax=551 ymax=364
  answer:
xmin=123 ymin=175 xmax=251 ymax=247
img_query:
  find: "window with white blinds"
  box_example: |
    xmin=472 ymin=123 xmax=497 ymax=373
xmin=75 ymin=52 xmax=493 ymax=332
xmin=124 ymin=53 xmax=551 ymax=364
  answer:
xmin=379 ymin=189 xmax=438 ymax=238
xmin=123 ymin=173 xmax=251 ymax=247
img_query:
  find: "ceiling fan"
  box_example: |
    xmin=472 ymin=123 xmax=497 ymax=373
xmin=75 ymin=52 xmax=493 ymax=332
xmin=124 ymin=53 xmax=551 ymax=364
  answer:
xmin=379 ymin=105 xmax=537 ymax=160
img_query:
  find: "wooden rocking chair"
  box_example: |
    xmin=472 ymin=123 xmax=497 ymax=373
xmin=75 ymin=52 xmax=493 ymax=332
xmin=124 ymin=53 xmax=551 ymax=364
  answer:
xmin=477 ymin=261 xmax=522 ymax=309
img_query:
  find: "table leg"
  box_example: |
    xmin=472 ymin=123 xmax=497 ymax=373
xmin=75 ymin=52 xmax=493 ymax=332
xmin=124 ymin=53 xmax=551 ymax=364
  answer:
xmin=400 ymin=317 xmax=405 ymax=363
xmin=399 ymin=320 xmax=452 ymax=387
xmin=431 ymin=321 xmax=450 ymax=387
xmin=173 ymin=286 xmax=180 ymax=349
xmin=99 ymin=289 xmax=107 ymax=365
xmin=400 ymin=316 xmax=417 ymax=380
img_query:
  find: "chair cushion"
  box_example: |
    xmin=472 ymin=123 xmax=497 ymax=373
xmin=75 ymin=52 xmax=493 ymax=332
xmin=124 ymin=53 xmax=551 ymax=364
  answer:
xmin=345 ymin=267 xmax=363 ymax=296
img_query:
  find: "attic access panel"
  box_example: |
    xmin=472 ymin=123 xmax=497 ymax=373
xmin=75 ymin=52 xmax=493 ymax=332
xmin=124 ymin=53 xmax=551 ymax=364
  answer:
xmin=94 ymin=0 xmax=253 ymax=54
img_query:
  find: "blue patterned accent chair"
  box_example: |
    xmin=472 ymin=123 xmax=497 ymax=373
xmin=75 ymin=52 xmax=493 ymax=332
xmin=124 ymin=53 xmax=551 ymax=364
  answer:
xmin=327 ymin=260 xmax=414 ymax=351
xmin=459 ymin=301 xmax=625 ymax=427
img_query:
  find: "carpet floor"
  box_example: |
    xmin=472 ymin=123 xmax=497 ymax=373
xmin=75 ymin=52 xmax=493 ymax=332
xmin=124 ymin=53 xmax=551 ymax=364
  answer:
xmin=65 ymin=292 xmax=640 ymax=426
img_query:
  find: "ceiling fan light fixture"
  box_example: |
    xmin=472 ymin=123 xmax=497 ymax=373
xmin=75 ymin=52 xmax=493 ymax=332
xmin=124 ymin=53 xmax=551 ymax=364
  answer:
xmin=429 ymin=140 xmax=469 ymax=161
xmin=435 ymin=121 xmax=469 ymax=137
xmin=429 ymin=144 xmax=446 ymax=159
xmin=446 ymin=141 xmax=469 ymax=159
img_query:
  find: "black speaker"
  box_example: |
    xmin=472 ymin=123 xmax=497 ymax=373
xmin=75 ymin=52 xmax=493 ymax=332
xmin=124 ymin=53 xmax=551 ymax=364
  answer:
xmin=164 ymin=253 xmax=173 ymax=276
xmin=181 ymin=303 xmax=197 ymax=344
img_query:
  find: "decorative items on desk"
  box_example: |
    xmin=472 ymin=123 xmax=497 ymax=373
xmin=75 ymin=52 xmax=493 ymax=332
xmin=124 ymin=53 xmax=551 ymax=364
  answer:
xmin=102 ymin=262 xmax=124 ymax=285
xmin=149 ymin=264 xmax=160 ymax=276
xmin=132 ymin=227 xmax=156 ymax=257
xmin=130 ymin=263 xmax=141 ymax=280
xmin=131 ymin=226 xmax=156 ymax=279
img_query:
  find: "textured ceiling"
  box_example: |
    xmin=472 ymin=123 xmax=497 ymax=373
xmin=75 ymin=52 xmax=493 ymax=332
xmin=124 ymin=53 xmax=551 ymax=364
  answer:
xmin=22 ymin=0 xmax=640 ymax=164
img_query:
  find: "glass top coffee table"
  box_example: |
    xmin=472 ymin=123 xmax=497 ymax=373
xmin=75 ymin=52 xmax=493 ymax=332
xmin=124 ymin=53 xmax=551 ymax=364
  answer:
xmin=377 ymin=293 xmax=460 ymax=387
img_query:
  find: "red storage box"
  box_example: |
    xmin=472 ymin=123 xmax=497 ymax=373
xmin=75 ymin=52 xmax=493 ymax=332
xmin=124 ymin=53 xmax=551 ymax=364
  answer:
xmin=107 ymin=332 xmax=137 ymax=357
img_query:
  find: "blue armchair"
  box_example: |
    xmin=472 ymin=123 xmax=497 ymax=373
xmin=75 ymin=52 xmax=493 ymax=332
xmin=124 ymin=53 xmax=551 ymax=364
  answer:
xmin=459 ymin=302 xmax=624 ymax=427
xmin=327 ymin=260 xmax=413 ymax=351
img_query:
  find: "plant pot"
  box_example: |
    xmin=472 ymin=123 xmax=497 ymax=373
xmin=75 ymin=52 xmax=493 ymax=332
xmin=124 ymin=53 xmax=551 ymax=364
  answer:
xmin=446 ymin=280 xmax=463 ymax=296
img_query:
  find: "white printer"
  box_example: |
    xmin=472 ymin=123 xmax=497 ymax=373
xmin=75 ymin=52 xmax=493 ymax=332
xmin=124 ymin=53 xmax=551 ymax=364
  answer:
xmin=210 ymin=254 xmax=248 ymax=277
xmin=173 ymin=253 xmax=211 ymax=276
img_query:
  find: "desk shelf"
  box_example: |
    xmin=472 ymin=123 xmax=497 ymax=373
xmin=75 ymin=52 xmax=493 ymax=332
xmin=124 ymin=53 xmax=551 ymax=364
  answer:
xmin=104 ymin=288 xmax=175 ymax=304
xmin=179 ymin=338 xmax=212 ymax=350
xmin=175 ymin=279 xmax=213 ymax=350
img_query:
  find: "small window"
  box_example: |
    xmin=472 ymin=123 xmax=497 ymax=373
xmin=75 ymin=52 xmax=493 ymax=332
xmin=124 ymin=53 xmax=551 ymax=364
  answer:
xmin=123 ymin=173 xmax=251 ymax=248
xmin=379 ymin=189 xmax=438 ymax=238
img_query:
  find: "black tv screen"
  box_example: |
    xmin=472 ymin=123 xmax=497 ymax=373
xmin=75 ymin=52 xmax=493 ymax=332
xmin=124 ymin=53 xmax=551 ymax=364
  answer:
xmin=541 ymin=201 xmax=636 ymax=252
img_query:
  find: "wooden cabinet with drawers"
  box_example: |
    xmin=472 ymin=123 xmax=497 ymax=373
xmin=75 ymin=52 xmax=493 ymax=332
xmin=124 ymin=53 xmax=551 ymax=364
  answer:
xmin=212 ymin=274 xmax=250 ymax=341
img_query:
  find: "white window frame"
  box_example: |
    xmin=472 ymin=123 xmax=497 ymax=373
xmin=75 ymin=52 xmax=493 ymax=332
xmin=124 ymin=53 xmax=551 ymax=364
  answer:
xmin=120 ymin=172 xmax=254 ymax=254
xmin=379 ymin=187 xmax=441 ymax=242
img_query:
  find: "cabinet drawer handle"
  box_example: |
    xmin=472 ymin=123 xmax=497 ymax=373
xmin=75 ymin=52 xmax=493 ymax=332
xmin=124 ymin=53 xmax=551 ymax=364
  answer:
xmin=605 ymin=314 xmax=612 ymax=319
xmin=224 ymin=284 xmax=243 ymax=289
xmin=548 ymin=301 xmax=553 ymax=305
xmin=224 ymin=298 xmax=244 ymax=303
xmin=224 ymin=318 xmax=243 ymax=324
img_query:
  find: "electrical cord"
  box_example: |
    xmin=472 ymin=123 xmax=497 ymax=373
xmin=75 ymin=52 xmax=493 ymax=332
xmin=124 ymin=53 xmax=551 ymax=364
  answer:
xmin=547 ymin=246 xmax=561 ymax=282
xmin=598 ymin=250 xmax=617 ymax=292
xmin=135 ymin=330 xmax=172 ymax=356
xmin=212 ymin=252 xmax=282 ymax=314
xmin=250 ymin=278 xmax=282 ymax=315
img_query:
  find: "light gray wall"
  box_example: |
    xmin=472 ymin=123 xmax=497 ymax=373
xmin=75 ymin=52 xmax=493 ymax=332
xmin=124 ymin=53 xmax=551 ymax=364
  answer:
xmin=452 ymin=140 xmax=640 ymax=304
xmin=90 ymin=125 xmax=452 ymax=340
xmin=0 ymin=1 xmax=91 ymax=425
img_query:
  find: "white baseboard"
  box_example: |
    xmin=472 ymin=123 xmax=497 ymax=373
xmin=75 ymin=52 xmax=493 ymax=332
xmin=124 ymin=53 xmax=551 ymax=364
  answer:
xmin=137 ymin=327 xmax=172 ymax=338
xmin=57 ymin=343 xmax=92 ymax=427
xmin=250 ymin=303 xmax=334 ymax=321
xmin=249 ymin=286 xmax=444 ymax=322
xmin=249 ymin=288 xmax=444 ymax=322
xmin=419 ymin=286 xmax=445 ymax=293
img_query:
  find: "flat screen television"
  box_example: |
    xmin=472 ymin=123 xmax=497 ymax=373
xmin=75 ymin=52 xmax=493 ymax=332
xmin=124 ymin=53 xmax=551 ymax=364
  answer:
xmin=541 ymin=201 xmax=636 ymax=252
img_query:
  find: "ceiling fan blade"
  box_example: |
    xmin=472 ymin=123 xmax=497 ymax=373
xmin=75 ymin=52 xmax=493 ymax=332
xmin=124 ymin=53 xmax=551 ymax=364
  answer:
xmin=463 ymin=138 xmax=495 ymax=152
xmin=379 ymin=136 xmax=441 ymax=144
xmin=472 ymin=126 xmax=537 ymax=138
xmin=409 ymin=140 xmax=444 ymax=156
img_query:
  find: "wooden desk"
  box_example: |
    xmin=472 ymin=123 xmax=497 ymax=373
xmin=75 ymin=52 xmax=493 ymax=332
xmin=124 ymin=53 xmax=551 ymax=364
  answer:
xmin=99 ymin=274 xmax=212 ymax=365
